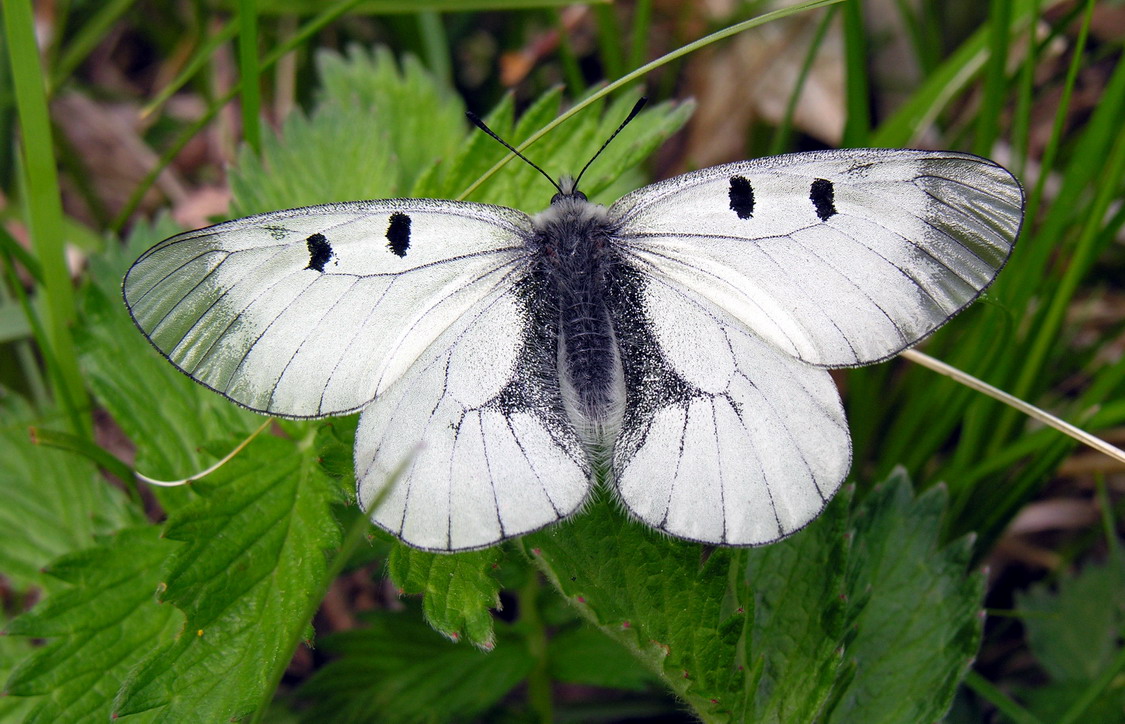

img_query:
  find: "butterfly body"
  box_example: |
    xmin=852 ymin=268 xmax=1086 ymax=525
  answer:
xmin=125 ymin=147 xmax=1023 ymax=552
xmin=530 ymin=180 xmax=625 ymax=446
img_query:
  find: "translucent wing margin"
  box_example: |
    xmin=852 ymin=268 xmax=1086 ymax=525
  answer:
xmin=608 ymin=265 xmax=850 ymax=545
xmin=356 ymin=276 xmax=591 ymax=552
xmin=123 ymin=199 xmax=532 ymax=417
xmin=610 ymin=149 xmax=1024 ymax=367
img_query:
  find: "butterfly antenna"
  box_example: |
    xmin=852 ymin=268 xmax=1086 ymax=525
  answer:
xmin=573 ymin=96 xmax=648 ymax=190
xmin=466 ymin=111 xmax=563 ymax=194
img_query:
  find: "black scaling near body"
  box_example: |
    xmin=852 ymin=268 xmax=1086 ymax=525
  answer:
xmin=529 ymin=177 xmax=622 ymax=436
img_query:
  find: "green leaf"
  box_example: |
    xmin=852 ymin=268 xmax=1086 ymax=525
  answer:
xmin=386 ymin=545 xmax=503 ymax=649
xmin=229 ymin=103 xmax=398 ymax=216
xmin=230 ymin=46 xmax=466 ymax=217
xmin=547 ymin=624 xmax=659 ymax=692
xmin=0 ymin=394 xmax=135 ymax=590
xmin=824 ymin=473 xmax=986 ymax=723
xmin=740 ymin=485 xmax=852 ymax=722
xmin=0 ymin=618 xmax=37 ymax=722
xmin=298 ymin=609 xmax=534 ymax=724
xmin=526 ymin=495 xmax=755 ymax=721
xmin=528 ymin=471 xmax=984 ymax=723
xmin=1020 ymin=678 xmax=1125 ymax=724
xmin=3 ymin=526 xmax=181 ymax=723
xmin=112 ymin=434 xmax=342 ymax=721
xmin=316 ymin=46 xmax=465 ymax=187
xmin=1017 ymin=556 xmax=1125 ymax=682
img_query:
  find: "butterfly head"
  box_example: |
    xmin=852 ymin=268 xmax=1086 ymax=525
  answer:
xmin=551 ymin=176 xmax=588 ymax=204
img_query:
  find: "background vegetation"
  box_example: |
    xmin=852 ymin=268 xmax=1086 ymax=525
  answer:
xmin=0 ymin=0 xmax=1122 ymax=721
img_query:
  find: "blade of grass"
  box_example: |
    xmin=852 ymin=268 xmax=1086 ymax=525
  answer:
xmin=768 ymin=4 xmax=837 ymax=155
xmin=0 ymin=231 xmax=49 ymax=405
xmin=3 ymin=0 xmax=91 ymax=436
xmin=964 ymin=670 xmax=1044 ymax=724
xmin=238 ymin=0 xmax=262 ymax=154
xmin=996 ymin=97 xmax=1125 ymax=445
xmin=592 ymin=3 xmax=625 ymax=81
xmin=135 ymin=417 xmax=273 ymax=487
xmin=901 ymin=350 xmax=1125 ymax=466
xmin=973 ymin=0 xmax=1013 ymax=157
xmin=840 ymin=0 xmax=870 ymax=146
xmin=1009 ymin=0 xmax=1042 ymax=178
xmin=417 ymin=11 xmax=452 ymax=89
xmin=996 ymin=0 xmax=1098 ymax=315
xmin=1023 ymin=0 xmax=1095 ymax=236
xmin=627 ymin=0 xmax=652 ymax=72
xmin=890 ymin=0 xmax=941 ymax=75
xmin=871 ymin=0 xmax=1041 ymax=147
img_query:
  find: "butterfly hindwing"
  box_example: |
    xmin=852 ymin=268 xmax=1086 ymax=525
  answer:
xmin=123 ymin=199 xmax=532 ymax=417
xmin=608 ymin=264 xmax=850 ymax=545
xmin=355 ymin=275 xmax=592 ymax=552
xmin=610 ymin=149 xmax=1023 ymax=367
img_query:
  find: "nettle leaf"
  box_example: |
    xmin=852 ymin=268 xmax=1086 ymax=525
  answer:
xmin=231 ymin=47 xmax=466 ymax=217
xmin=315 ymin=46 xmax=465 ymax=190
xmin=386 ymin=545 xmax=503 ymax=649
xmin=0 ymin=616 xmax=37 ymax=723
xmin=298 ymin=609 xmax=534 ymax=723
xmin=112 ymin=434 xmax=343 ymax=721
xmin=525 ymin=494 xmax=752 ymax=720
xmin=230 ymin=103 xmax=397 ymax=217
xmin=824 ymin=473 xmax=985 ymax=723
xmin=1017 ymin=554 xmax=1125 ymax=683
xmin=527 ymin=471 xmax=984 ymax=723
xmin=740 ymin=485 xmax=852 ymax=721
xmin=547 ymin=624 xmax=659 ymax=692
xmin=0 ymin=394 xmax=136 ymax=590
xmin=3 ymin=526 xmax=180 ymax=723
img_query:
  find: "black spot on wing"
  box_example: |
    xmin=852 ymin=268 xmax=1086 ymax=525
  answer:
xmin=386 ymin=212 xmax=411 ymax=257
xmin=305 ymin=233 xmax=333 ymax=271
xmin=728 ymin=175 xmax=755 ymax=219
xmin=810 ymin=178 xmax=837 ymax=221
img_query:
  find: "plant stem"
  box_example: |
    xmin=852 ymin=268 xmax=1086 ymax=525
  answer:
xmin=521 ymin=571 xmax=554 ymax=723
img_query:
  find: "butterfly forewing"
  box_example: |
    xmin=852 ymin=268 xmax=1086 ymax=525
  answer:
xmin=609 ymin=149 xmax=1023 ymax=367
xmin=124 ymin=200 xmax=532 ymax=417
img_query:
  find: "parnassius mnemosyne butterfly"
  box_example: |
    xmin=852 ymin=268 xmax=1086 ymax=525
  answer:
xmin=123 ymin=98 xmax=1024 ymax=552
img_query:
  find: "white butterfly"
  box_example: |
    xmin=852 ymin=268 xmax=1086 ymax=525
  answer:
xmin=123 ymin=107 xmax=1023 ymax=552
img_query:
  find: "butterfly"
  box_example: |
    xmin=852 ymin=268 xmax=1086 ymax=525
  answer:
xmin=123 ymin=101 xmax=1024 ymax=552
